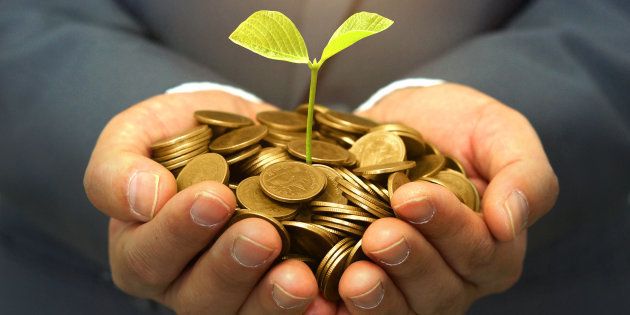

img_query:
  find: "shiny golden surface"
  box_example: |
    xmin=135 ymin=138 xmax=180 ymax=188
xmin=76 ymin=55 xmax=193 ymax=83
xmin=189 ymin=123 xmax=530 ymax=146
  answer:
xmin=349 ymin=131 xmax=406 ymax=167
xmin=257 ymin=110 xmax=307 ymax=131
xmin=151 ymin=125 xmax=209 ymax=150
xmin=282 ymin=221 xmax=337 ymax=260
xmin=235 ymin=176 xmax=298 ymax=220
xmin=260 ymin=161 xmax=325 ymax=203
xmin=194 ymin=110 xmax=254 ymax=128
xmin=287 ymin=139 xmax=350 ymax=165
xmin=150 ymin=104 xmax=484 ymax=301
xmin=176 ymin=153 xmax=229 ymax=191
xmin=387 ymin=172 xmax=410 ymax=197
xmin=408 ymin=154 xmax=446 ymax=180
xmin=209 ymin=125 xmax=268 ymax=154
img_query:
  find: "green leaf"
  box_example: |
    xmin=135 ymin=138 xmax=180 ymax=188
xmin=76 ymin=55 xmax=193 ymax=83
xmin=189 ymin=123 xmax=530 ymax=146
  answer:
xmin=319 ymin=12 xmax=393 ymax=64
xmin=229 ymin=11 xmax=309 ymax=64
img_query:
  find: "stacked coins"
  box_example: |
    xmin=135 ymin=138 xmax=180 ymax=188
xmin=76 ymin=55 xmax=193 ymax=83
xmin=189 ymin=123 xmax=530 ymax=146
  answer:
xmin=150 ymin=125 xmax=212 ymax=176
xmin=150 ymin=106 xmax=480 ymax=301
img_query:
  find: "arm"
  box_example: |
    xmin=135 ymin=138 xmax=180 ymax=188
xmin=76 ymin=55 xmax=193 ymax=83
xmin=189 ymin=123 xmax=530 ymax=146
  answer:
xmin=0 ymin=0 xmax=240 ymax=264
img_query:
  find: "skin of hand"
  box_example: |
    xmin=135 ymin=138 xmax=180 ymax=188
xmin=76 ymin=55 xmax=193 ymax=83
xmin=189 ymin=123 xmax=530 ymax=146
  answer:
xmin=335 ymin=83 xmax=559 ymax=314
xmin=83 ymin=91 xmax=337 ymax=314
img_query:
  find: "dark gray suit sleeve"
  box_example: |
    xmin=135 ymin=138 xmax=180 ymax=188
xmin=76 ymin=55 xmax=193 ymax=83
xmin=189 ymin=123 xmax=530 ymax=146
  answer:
xmin=0 ymin=0 xmax=234 ymax=268
xmin=407 ymin=1 xmax=630 ymax=313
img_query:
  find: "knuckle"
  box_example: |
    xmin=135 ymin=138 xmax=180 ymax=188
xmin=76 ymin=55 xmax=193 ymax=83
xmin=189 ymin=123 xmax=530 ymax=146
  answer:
xmin=121 ymin=245 xmax=165 ymax=290
xmin=460 ymin=237 xmax=496 ymax=279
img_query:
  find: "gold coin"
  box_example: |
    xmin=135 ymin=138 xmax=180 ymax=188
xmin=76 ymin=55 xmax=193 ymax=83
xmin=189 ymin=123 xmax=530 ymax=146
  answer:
xmin=209 ymin=125 xmax=268 ymax=154
xmin=235 ymin=176 xmax=299 ymax=220
xmin=152 ymin=130 xmax=211 ymax=157
xmin=353 ymin=160 xmax=416 ymax=176
xmin=282 ymin=221 xmax=338 ymax=260
xmin=349 ymin=131 xmax=406 ymax=167
xmin=309 ymin=201 xmax=363 ymax=211
xmin=408 ymin=154 xmax=446 ymax=180
xmin=294 ymin=103 xmax=330 ymax=115
xmin=260 ymin=161 xmax=326 ymax=203
xmin=151 ymin=125 xmax=209 ymax=150
xmin=311 ymin=207 xmax=371 ymax=217
xmin=335 ymin=167 xmax=378 ymax=196
xmin=315 ymin=224 xmax=351 ymax=239
xmin=312 ymin=165 xmax=347 ymax=204
xmin=160 ymin=145 xmax=208 ymax=168
xmin=313 ymin=220 xmax=365 ymax=237
xmin=322 ymin=111 xmax=377 ymax=134
xmin=246 ymin=152 xmax=292 ymax=176
xmin=194 ymin=110 xmax=254 ymax=128
xmin=425 ymin=142 xmax=441 ymax=155
xmin=229 ymin=210 xmax=290 ymax=257
xmin=369 ymin=124 xmax=425 ymax=157
xmin=336 ymin=178 xmax=391 ymax=210
xmin=316 ymin=238 xmax=355 ymax=282
xmin=152 ymin=140 xmax=208 ymax=162
xmin=311 ymin=215 xmax=366 ymax=232
xmin=315 ymin=112 xmax=364 ymax=134
xmin=370 ymin=123 xmax=422 ymax=137
xmin=330 ymin=214 xmax=377 ymax=225
xmin=426 ymin=170 xmax=480 ymax=212
xmin=225 ymin=144 xmax=262 ymax=165
xmin=344 ymin=239 xmax=367 ymax=269
xmin=366 ymin=180 xmax=390 ymax=203
xmin=444 ymin=155 xmax=467 ymax=176
xmin=256 ymin=111 xmax=307 ymax=131
xmin=321 ymin=245 xmax=354 ymax=301
xmin=176 ymin=153 xmax=229 ymax=191
xmin=287 ymin=139 xmax=350 ymax=165
xmin=267 ymin=129 xmax=307 ymax=141
xmin=281 ymin=254 xmax=318 ymax=271
xmin=337 ymin=184 xmax=392 ymax=218
xmin=387 ymin=172 xmax=410 ymax=197
xmin=261 ymin=135 xmax=288 ymax=148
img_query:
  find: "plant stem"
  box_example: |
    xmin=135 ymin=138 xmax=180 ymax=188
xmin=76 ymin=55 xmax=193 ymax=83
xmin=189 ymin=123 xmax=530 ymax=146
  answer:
xmin=306 ymin=63 xmax=320 ymax=165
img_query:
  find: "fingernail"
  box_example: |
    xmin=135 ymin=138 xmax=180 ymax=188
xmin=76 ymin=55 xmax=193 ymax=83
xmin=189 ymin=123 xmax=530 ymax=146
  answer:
xmin=369 ymin=237 xmax=410 ymax=266
xmin=350 ymin=281 xmax=384 ymax=310
xmin=231 ymin=235 xmax=275 ymax=268
xmin=190 ymin=191 xmax=232 ymax=228
xmin=393 ymin=196 xmax=436 ymax=224
xmin=272 ymin=283 xmax=311 ymax=309
xmin=503 ymin=190 xmax=530 ymax=237
xmin=128 ymin=171 xmax=160 ymax=221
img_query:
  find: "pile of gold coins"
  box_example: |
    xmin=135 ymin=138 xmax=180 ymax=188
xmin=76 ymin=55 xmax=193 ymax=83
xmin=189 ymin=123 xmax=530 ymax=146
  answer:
xmin=150 ymin=105 xmax=480 ymax=301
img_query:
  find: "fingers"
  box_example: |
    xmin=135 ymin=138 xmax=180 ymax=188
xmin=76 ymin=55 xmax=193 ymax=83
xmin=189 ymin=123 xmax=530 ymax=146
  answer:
xmin=471 ymin=106 xmax=559 ymax=241
xmin=338 ymin=261 xmax=412 ymax=314
xmin=238 ymin=260 xmax=319 ymax=314
xmin=360 ymin=218 xmax=472 ymax=314
xmin=84 ymin=91 xmax=276 ymax=222
xmin=108 ymin=181 xmax=236 ymax=297
xmin=391 ymin=181 xmax=525 ymax=288
xmin=163 ymin=218 xmax=282 ymax=314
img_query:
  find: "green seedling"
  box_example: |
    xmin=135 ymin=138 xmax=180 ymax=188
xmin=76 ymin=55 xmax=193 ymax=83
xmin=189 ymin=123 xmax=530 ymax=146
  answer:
xmin=229 ymin=10 xmax=393 ymax=164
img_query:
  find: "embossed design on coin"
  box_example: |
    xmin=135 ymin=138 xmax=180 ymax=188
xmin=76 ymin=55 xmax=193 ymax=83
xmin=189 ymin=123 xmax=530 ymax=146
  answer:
xmin=287 ymin=139 xmax=350 ymax=165
xmin=349 ymin=131 xmax=406 ymax=167
xmin=176 ymin=153 xmax=229 ymax=191
xmin=209 ymin=125 xmax=268 ymax=154
xmin=236 ymin=176 xmax=298 ymax=220
xmin=260 ymin=161 xmax=325 ymax=203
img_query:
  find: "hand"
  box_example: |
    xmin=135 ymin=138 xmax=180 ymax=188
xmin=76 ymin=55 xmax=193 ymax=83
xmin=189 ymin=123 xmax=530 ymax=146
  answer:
xmin=336 ymin=83 xmax=559 ymax=314
xmin=84 ymin=91 xmax=336 ymax=314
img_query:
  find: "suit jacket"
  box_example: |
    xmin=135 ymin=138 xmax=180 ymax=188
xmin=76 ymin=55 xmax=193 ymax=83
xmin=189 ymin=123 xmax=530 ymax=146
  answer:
xmin=0 ymin=0 xmax=629 ymax=314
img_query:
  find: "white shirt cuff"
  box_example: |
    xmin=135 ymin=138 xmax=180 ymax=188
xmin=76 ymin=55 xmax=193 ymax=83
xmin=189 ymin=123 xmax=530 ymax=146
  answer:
xmin=166 ymin=82 xmax=262 ymax=103
xmin=355 ymin=78 xmax=445 ymax=113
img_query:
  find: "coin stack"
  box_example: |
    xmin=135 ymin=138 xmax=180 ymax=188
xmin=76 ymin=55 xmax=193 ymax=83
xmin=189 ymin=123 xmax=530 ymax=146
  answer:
xmin=150 ymin=106 xmax=480 ymax=301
